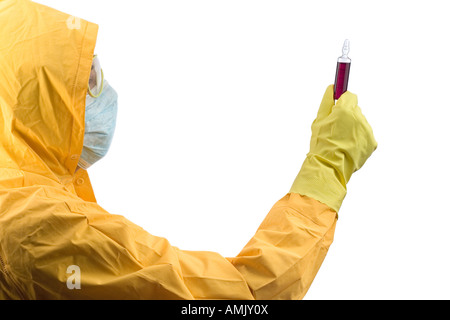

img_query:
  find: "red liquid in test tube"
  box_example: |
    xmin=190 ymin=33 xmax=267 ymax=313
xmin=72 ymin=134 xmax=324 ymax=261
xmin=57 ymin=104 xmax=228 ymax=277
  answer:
xmin=334 ymin=39 xmax=351 ymax=100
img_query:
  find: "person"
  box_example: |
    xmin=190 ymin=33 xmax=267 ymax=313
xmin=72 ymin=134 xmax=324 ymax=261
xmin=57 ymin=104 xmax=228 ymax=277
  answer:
xmin=0 ymin=0 xmax=377 ymax=300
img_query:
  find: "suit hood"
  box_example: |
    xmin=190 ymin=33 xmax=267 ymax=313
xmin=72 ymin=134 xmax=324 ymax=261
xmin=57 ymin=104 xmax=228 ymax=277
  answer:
xmin=0 ymin=0 xmax=98 ymax=185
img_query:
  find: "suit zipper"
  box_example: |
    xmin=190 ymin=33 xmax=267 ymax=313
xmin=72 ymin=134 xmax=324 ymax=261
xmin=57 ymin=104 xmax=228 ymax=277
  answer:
xmin=0 ymin=254 xmax=7 ymax=275
xmin=0 ymin=251 xmax=26 ymax=299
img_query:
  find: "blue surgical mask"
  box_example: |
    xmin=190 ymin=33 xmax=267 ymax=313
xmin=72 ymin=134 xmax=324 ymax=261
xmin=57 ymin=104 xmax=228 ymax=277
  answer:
xmin=78 ymin=80 xmax=118 ymax=170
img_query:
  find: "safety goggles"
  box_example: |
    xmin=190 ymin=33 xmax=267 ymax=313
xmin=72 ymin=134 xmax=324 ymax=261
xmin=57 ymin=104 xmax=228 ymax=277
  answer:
xmin=88 ymin=55 xmax=104 ymax=98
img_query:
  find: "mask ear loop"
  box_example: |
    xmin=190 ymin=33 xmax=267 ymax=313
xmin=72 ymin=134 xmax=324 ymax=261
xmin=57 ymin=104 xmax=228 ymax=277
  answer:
xmin=88 ymin=69 xmax=104 ymax=98
xmin=88 ymin=55 xmax=105 ymax=98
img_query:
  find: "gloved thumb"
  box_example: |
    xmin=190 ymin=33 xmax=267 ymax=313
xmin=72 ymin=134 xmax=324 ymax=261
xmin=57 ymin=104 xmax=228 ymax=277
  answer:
xmin=334 ymin=89 xmax=358 ymax=112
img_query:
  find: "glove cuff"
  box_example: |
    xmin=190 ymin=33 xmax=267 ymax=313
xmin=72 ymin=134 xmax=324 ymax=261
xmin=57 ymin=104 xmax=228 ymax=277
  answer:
xmin=289 ymin=154 xmax=347 ymax=213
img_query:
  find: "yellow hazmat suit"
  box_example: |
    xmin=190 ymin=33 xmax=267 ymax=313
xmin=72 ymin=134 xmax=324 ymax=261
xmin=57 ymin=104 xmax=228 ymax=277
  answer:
xmin=0 ymin=0 xmax=376 ymax=300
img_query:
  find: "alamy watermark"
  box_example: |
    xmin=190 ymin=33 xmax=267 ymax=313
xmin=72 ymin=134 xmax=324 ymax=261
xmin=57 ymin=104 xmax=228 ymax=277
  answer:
xmin=66 ymin=265 xmax=81 ymax=290
xmin=66 ymin=16 xmax=81 ymax=30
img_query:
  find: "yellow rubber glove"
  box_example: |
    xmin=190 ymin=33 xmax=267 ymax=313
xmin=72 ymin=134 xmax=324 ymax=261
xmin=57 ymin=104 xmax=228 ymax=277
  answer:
xmin=290 ymin=85 xmax=377 ymax=212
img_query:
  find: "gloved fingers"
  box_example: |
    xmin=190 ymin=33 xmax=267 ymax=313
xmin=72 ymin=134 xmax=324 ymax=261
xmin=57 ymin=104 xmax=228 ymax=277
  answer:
xmin=353 ymin=106 xmax=378 ymax=153
xmin=315 ymin=85 xmax=335 ymax=121
xmin=332 ymin=90 xmax=378 ymax=155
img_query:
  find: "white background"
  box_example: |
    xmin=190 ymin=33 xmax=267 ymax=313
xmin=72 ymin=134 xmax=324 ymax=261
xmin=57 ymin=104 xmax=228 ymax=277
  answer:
xmin=37 ymin=0 xmax=450 ymax=299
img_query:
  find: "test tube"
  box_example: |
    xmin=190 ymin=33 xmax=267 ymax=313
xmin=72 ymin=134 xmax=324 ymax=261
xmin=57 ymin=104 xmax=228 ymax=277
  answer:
xmin=334 ymin=39 xmax=351 ymax=100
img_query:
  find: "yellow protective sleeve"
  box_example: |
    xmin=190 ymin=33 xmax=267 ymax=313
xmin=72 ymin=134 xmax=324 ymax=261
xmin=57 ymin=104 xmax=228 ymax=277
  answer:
xmin=0 ymin=0 xmax=337 ymax=300
xmin=0 ymin=187 xmax=336 ymax=300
